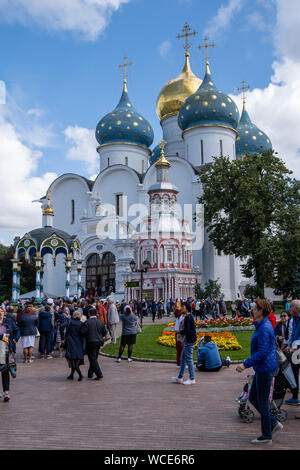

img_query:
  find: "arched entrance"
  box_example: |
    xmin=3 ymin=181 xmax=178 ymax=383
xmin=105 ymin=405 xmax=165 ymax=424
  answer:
xmin=86 ymin=252 xmax=116 ymax=296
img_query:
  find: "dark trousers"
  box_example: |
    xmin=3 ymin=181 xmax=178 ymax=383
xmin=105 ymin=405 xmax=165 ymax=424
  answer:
xmin=176 ymin=337 xmax=184 ymax=366
xmin=197 ymin=358 xmax=228 ymax=372
xmin=1 ymin=370 xmax=10 ymax=392
xmin=291 ymin=363 xmax=300 ymax=399
xmin=39 ymin=331 xmax=51 ymax=355
xmin=86 ymin=341 xmax=103 ymax=378
xmin=249 ymin=371 xmax=278 ymax=439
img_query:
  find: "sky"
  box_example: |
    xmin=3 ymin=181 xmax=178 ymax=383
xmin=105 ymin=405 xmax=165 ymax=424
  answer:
xmin=0 ymin=0 xmax=299 ymax=245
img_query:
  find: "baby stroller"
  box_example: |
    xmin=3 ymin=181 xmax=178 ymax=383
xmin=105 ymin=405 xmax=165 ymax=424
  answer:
xmin=236 ymin=359 xmax=297 ymax=423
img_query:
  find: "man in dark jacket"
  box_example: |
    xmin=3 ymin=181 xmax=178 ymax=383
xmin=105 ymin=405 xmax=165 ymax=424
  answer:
xmin=38 ymin=306 xmax=54 ymax=359
xmin=80 ymin=308 xmax=108 ymax=380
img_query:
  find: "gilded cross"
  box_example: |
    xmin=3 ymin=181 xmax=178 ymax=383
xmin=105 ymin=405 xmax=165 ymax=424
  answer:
xmin=237 ymin=81 xmax=251 ymax=109
xmin=118 ymin=56 xmax=133 ymax=84
xmin=176 ymin=23 xmax=197 ymax=55
xmin=198 ymin=36 xmax=216 ymax=64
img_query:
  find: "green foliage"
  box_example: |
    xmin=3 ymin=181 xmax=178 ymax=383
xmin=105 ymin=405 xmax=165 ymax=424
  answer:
xmin=244 ymin=284 xmax=264 ymax=300
xmin=0 ymin=243 xmax=35 ymax=300
xmin=198 ymin=150 xmax=300 ymax=293
xmin=195 ymin=279 xmax=223 ymax=299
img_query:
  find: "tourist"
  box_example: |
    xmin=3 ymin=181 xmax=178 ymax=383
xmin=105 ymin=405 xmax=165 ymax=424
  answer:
xmin=65 ymin=311 xmax=85 ymax=381
xmin=174 ymin=309 xmax=185 ymax=369
xmin=97 ymin=299 xmax=107 ymax=326
xmin=172 ymin=302 xmax=197 ymax=385
xmin=268 ymin=304 xmax=277 ymax=330
xmin=107 ymin=299 xmax=119 ymax=344
xmin=81 ymin=308 xmax=108 ymax=380
xmin=116 ymin=305 xmax=138 ymax=363
xmin=3 ymin=307 xmax=20 ymax=360
xmin=18 ymin=305 xmax=38 ymax=364
xmin=55 ymin=307 xmax=70 ymax=358
xmin=274 ymin=311 xmax=288 ymax=350
xmin=284 ymin=299 xmax=300 ymax=406
xmin=196 ymin=335 xmax=230 ymax=371
xmin=0 ymin=306 xmax=18 ymax=402
xmin=157 ymin=299 xmax=163 ymax=319
xmin=38 ymin=305 xmax=54 ymax=359
xmin=236 ymin=298 xmax=281 ymax=444
xmin=151 ymin=300 xmax=157 ymax=322
xmin=231 ymin=301 xmax=237 ymax=318
xmin=142 ymin=299 xmax=148 ymax=317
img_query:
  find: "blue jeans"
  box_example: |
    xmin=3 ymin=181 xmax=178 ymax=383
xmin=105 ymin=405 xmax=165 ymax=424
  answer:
xmin=178 ymin=342 xmax=194 ymax=380
xmin=249 ymin=370 xmax=278 ymax=439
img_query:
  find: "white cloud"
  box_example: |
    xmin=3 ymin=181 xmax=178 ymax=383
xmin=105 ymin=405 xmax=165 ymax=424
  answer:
xmin=204 ymin=0 xmax=245 ymax=39
xmin=158 ymin=40 xmax=172 ymax=59
xmin=232 ymin=0 xmax=300 ymax=178
xmin=0 ymin=0 xmax=130 ymax=41
xmin=64 ymin=125 xmax=98 ymax=173
xmin=0 ymin=107 xmax=57 ymax=241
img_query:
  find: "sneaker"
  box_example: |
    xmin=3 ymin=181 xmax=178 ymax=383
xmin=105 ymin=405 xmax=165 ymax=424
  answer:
xmin=176 ymin=365 xmax=181 ymax=369
xmin=46 ymin=355 xmax=53 ymax=360
xmin=28 ymin=359 xmax=34 ymax=364
xmin=128 ymin=358 xmax=133 ymax=363
xmin=285 ymin=398 xmax=300 ymax=406
xmin=272 ymin=421 xmax=283 ymax=436
xmin=3 ymin=392 xmax=10 ymax=402
xmin=183 ymin=379 xmax=196 ymax=385
xmin=115 ymin=358 xmax=121 ymax=363
xmin=251 ymin=436 xmax=272 ymax=444
xmin=171 ymin=377 xmax=183 ymax=384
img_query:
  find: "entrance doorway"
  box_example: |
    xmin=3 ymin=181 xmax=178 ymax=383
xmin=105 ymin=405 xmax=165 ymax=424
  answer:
xmin=86 ymin=252 xmax=116 ymax=296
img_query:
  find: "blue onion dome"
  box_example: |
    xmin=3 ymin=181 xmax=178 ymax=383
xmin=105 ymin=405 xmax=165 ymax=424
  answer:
xmin=96 ymin=82 xmax=154 ymax=148
xmin=149 ymin=144 xmax=161 ymax=165
xmin=178 ymin=63 xmax=240 ymax=133
xmin=236 ymin=106 xmax=272 ymax=157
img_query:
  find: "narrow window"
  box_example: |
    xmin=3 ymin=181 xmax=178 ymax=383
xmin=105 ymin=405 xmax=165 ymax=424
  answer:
xmin=167 ymin=249 xmax=172 ymax=263
xmin=125 ymin=156 xmax=128 ymax=166
xmin=220 ymin=140 xmax=223 ymax=157
xmin=71 ymin=199 xmax=75 ymax=224
xmin=116 ymin=194 xmax=123 ymax=217
xmin=200 ymin=140 xmax=204 ymax=165
xmin=107 ymin=157 xmax=110 ymax=167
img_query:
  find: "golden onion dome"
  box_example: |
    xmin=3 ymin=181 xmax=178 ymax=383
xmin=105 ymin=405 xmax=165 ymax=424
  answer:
xmin=156 ymin=53 xmax=202 ymax=122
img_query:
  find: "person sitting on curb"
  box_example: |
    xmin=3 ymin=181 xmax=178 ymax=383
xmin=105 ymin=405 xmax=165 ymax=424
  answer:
xmin=196 ymin=335 xmax=230 ymax=372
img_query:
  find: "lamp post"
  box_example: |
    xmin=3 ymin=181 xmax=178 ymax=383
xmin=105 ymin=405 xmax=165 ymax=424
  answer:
xmin=129 ymin=258 xmax=151 ymax=328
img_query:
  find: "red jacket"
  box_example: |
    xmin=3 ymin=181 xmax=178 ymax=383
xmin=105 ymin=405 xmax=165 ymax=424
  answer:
xmin=268 ymin=313 xmax=277 ymax=330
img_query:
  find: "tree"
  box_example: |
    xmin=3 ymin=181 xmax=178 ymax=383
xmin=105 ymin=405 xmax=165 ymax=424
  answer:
xmin=195 ymin=279 xmax=223 ymax=299
xmin=198 ymin=150 xmax=300 ymax=293
xmin=0 ymin=244 xmax=35 ymax=301
xmin=244 ymin=284 xmax=264 ymax=300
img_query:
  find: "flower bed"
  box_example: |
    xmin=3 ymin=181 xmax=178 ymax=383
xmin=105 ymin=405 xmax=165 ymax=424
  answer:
xmin=157 ymin=330 xmax=242 ymax=351
xmin=167 ymin=317 xmax=254 ymax=329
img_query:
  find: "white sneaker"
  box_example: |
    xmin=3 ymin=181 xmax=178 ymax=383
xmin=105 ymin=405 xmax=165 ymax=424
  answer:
xmin=226 ymin=356 xmax=231 ymax=362
xmin=171 ymin=377 xmax=183 ymax=384
xmin=272 ymin=421 xmax=283 ymax=436
xmin=116 ymin=358 xmax=121 ymax=363
xmin=28 ymin=359 xmax=34 ymax=363
xmin=183 ymin=379 xmax=196 ymax=385
xmin=128 ymin=358 xmax=133 ymax=363
xmin=176 ymin=365 xmax=181 ymax=369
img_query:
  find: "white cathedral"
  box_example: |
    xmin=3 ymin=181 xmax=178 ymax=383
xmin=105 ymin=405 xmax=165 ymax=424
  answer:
xmin=12 ymin=31 xmax=273 ymax=304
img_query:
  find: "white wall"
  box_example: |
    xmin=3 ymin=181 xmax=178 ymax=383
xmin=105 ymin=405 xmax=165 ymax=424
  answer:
xmin=161 ymin=115 xmax=185 ymax=158
xmin=183 ymin=126 xmax=236 ymax=166
xmin=98 ymin=143 xmax=150 ymax=174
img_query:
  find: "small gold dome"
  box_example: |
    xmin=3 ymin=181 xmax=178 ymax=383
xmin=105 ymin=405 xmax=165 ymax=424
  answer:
xmin=156 ymin=53 xmax=202 ymax=122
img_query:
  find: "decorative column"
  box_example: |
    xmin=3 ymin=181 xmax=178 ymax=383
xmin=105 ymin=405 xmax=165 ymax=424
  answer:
xmin=77 ymin=259 xmax=82 ymax=299
xmin=11 ymin=258 xmax=19 ymax=309
xmin=17 ymin=261 xmax=22 ymax=300
xmin=34 ymin=253 xmax=43 ymax=306
xmin=65 ymin=254 xmax=72 ymax=300
xmin=40 ymin=262 xmax=45 ymax=300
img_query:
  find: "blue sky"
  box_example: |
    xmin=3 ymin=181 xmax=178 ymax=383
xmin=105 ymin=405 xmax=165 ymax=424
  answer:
xmin=0 ymin=0 xmax=299 ymax=244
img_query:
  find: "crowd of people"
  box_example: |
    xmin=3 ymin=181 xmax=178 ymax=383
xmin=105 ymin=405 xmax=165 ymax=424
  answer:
xmin=1 ymin=292 xmax=300 ymax=445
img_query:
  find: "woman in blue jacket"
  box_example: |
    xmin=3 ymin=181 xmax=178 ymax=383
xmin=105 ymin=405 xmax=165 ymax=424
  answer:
xmin=236 ymin=298 xmax=280 ymax=444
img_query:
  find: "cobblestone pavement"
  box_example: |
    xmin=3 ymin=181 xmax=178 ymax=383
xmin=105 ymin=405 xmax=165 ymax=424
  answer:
xmin=1 ymin=317 xmax=299 ymax=450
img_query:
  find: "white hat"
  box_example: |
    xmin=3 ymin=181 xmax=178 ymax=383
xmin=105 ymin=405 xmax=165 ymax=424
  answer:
xmin=47 ymin=298 xmax=54 ymax=305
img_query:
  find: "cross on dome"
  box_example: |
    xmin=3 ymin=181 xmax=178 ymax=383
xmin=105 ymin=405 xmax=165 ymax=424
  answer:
xmin=237 ymin=80 xmax=251 ymax=110
xmin=176 ymin=22 xmax=197 ymax=56
xmin=118 ymin=56 xmax=133 ymax=91
xmin=198 ymin=36 xmax=216 ymax=72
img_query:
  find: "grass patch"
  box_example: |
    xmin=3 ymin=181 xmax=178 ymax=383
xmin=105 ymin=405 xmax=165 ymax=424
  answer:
xmin=102 ymin=324 xmax=253 ymax=362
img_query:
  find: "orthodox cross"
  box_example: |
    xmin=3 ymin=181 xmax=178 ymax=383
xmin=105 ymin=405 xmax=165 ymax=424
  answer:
xmin=118 ymin=56 xmax=133 ymax=85
xmin=237 ymin=80 xmax=251 ymax=109
xmin=198 ymin=36 xmax=216 ymax=64
xmin=176 ymin=23 xmax=197 ymax=55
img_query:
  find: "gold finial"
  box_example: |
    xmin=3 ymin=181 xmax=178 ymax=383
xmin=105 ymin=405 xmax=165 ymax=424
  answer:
xmin=176 ymin=23 xmax=197 ymax=57
xmin=237 ymin=81 xmax=251 ymax=110
xmin=155 ymin=140 xmax=170 ymax=168
xmin=43 ymin=188 xmax=54 ymax=216
xmin=198 ymin=36 xmax=216 ymax=72
xmin=118 ymin=56 xmax=133 ymax=91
